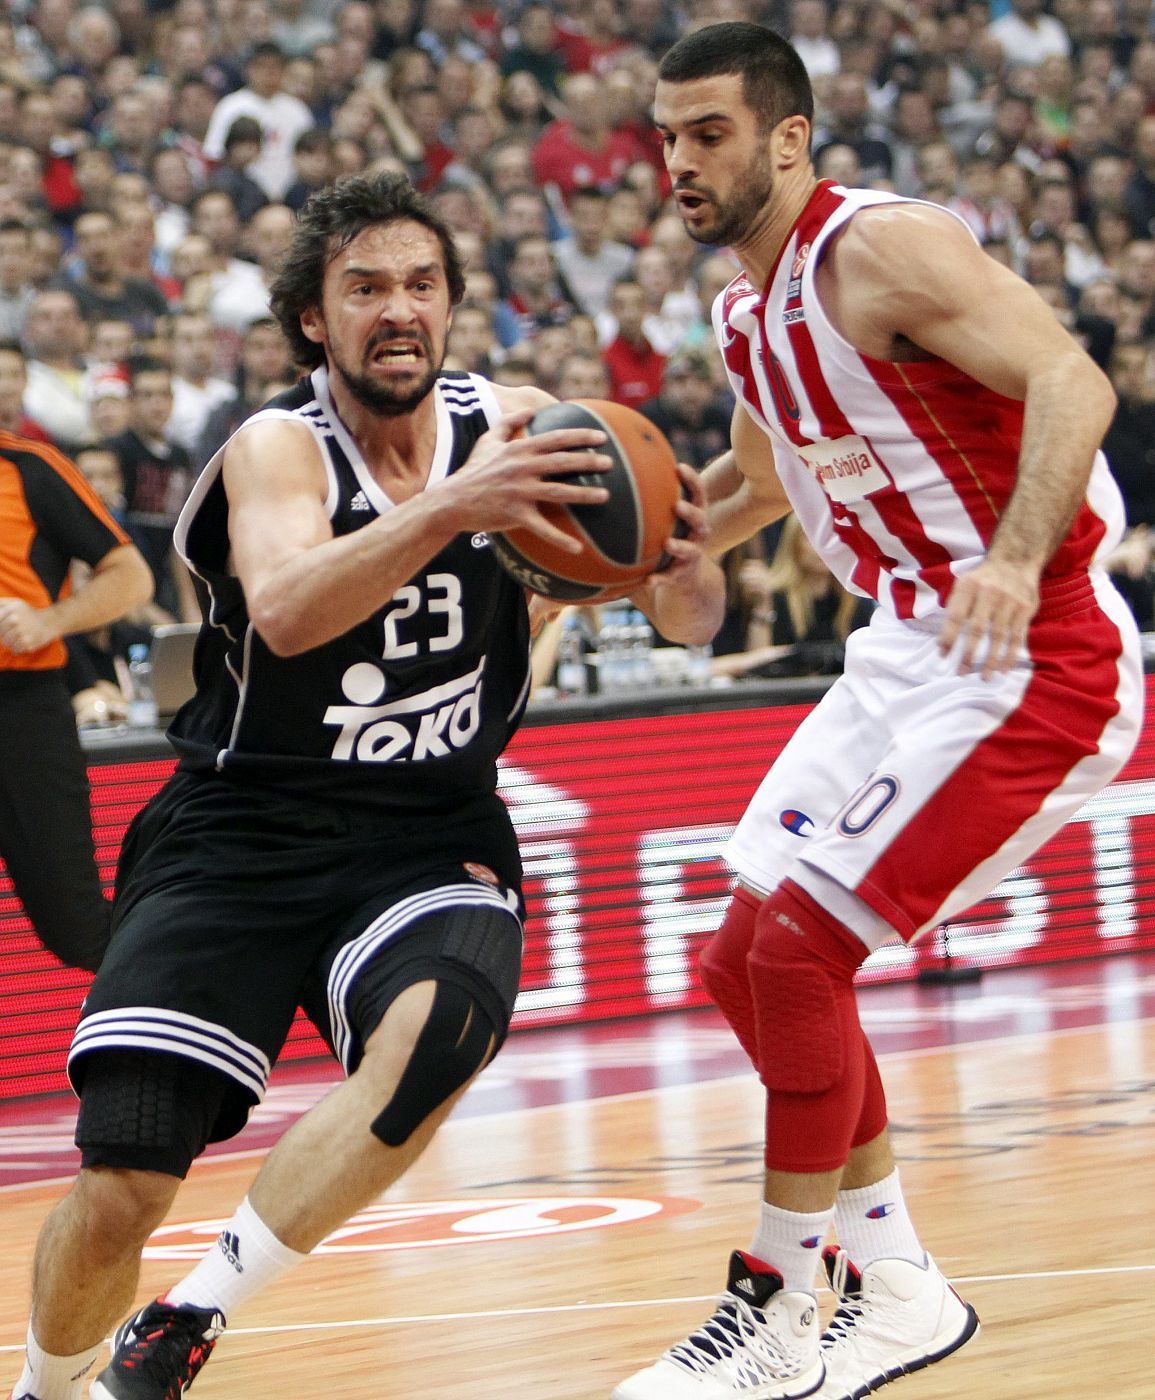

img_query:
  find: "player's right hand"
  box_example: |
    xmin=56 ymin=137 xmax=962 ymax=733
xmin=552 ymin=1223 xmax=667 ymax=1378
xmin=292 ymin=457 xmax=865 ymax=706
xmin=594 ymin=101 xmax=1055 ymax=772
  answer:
xmin=448 ymin=410 xmax=611 ymax=553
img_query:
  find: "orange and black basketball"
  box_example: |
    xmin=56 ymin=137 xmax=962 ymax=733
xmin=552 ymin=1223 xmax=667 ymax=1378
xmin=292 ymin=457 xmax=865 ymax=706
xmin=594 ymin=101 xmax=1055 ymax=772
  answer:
xmin=491 ymin=399 xmax=684 ymax=603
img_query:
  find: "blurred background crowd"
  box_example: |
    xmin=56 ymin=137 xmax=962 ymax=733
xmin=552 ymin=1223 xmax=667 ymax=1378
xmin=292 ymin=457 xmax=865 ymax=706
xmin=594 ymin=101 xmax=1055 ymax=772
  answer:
xmin=2 ymin=0 xmax=1155 ymax=704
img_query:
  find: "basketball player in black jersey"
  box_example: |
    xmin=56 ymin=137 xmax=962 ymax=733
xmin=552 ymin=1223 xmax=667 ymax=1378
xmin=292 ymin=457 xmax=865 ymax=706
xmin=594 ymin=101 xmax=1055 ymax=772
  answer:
xmin=8 ymin=173 xmax=725 ymax=1400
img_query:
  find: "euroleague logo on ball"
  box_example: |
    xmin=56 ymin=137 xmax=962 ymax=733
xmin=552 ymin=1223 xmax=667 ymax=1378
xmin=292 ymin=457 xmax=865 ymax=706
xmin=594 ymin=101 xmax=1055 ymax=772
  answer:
xmin=141 ymin=1196 xmax=700 ymax=1258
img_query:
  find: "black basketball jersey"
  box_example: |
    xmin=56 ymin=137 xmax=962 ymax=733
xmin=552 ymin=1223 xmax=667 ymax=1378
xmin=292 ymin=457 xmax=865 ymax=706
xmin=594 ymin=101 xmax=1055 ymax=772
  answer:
xmin=169 ymin=367 xmax=531 ymax=811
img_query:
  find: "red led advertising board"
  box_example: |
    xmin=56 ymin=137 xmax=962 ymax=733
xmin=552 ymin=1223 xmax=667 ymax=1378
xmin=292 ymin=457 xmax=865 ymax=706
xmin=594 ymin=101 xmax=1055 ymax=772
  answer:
xmin=3 ymin=685 xmax=1154 ymax=1099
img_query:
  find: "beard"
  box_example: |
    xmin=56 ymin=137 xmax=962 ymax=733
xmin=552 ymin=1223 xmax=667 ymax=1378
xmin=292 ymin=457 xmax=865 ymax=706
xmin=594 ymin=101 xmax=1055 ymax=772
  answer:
xmin=329 ymin=333 xmax=444 ymax=417
xmin=680 ymin=146 xmax=777 ymax=248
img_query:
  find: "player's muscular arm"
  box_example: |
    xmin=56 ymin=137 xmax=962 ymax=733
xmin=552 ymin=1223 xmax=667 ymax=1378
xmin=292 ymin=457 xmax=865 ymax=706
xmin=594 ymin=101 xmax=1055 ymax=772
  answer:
xmin=824 ymin=205 xmax=1116 ymax=675
xmin=227 ymin=404 xmax=612 ymax=657
xmin=700 ymin=402 xmax=792 ymax=557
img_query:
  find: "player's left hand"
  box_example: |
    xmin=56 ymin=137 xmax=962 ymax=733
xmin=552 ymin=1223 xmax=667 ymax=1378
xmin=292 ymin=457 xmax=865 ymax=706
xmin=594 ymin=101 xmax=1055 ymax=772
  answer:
xmin=631 ymin=464 xmax=725 ymax=645
xmin=527 ymin=593 xmax=563 ymax=637
xmin=939 ymin=559 xmax=1039 ymax=679
xmin=0 ymin=597 xmax=60 ymax=654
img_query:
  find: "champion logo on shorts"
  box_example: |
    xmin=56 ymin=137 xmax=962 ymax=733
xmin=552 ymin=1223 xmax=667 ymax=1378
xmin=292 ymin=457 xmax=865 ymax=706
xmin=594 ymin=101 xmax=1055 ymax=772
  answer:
xmin=350 ymin=490 xmax=372 ymax=511
xmin=218 ymin=1230 xmax=243 ymax=1272
xmin=779 ymin=808 xmax=814 ymax=836
xmin=464 ymin=861 xmax=500 ymax=887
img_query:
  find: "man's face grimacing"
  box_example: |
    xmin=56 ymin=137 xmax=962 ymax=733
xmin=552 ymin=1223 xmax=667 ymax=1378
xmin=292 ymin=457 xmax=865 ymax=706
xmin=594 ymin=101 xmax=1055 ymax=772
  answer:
xmin=302 ymin=220 xmax=452 ymax=418
xmin=653 ymin=73 xmax=782 ymax=249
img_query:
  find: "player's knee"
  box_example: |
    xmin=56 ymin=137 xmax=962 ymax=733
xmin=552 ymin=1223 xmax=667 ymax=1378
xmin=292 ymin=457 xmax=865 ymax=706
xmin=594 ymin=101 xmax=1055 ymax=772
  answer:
xmin=369 ymin=982 xmax=496 ymax=1148
xmin=698 ymin=887 xmax=761 ymax=1060
xmin=70 ymin=1167 xmax=180 ymax=1251
xmin=746 ymin=884 xmax=865 ymax=1094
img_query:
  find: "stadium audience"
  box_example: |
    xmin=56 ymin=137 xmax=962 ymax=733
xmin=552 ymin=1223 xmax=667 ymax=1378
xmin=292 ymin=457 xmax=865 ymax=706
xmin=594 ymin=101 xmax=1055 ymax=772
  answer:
xmin=0 ymin=0 xmax=1151 ymax=707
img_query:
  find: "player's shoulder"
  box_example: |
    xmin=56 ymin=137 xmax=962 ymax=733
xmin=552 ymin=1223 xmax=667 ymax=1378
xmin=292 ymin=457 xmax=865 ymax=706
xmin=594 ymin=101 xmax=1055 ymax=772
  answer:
xmin=488 ymin=381 xmax=555 ymax=416
xmin=836 ymin=198 xmax=978 ymax=268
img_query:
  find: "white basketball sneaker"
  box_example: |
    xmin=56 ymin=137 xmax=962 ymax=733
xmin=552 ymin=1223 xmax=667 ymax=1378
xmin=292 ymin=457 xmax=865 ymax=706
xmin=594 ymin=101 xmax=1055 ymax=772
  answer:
xmin=817 ymin=1248 xmax=979 ymax=1399
xmin=612 ymin=1251 xmax=825 ymax=1400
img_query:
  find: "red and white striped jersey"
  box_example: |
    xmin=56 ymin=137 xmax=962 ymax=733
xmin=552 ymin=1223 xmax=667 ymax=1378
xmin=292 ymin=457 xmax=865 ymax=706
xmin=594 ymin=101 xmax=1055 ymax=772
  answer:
xmin=714 ymin=180 xmax=1126 ymax=622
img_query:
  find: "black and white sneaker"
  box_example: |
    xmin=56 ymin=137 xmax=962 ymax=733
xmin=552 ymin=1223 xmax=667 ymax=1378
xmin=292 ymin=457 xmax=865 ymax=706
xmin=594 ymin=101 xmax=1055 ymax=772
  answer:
xmin=613 ymin=1250 xmax=825 ymax=1398
xmin=89 ymin=1300 xmax=224 ymax=1399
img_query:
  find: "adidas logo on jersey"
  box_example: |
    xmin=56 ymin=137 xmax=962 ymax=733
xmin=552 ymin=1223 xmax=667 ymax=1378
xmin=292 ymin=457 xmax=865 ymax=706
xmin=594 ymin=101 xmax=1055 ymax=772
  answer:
xmin=218 ymin=1230 xmax=243 ymax=1272
xmin=351 ymin=490 xmax=372 ymax=511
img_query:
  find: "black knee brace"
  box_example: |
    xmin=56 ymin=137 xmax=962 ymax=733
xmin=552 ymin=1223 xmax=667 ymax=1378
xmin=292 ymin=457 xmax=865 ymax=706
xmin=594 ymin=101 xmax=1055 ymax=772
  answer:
xmin=371 ymin=982 xmax=495 ymax=1147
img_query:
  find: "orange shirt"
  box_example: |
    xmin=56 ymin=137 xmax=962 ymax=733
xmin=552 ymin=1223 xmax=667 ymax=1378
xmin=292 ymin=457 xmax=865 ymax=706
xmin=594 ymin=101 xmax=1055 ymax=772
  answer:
xmin=0 ymin=431 xmax=130 ymax=672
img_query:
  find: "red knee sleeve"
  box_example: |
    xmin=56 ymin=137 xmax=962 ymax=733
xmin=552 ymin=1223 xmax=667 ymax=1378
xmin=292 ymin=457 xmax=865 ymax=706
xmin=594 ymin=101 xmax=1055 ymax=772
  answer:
xmin=699 ymin=886 xmax=762 ymax=1066
xmin=747 ymin=879 xmax=871 ymax=1174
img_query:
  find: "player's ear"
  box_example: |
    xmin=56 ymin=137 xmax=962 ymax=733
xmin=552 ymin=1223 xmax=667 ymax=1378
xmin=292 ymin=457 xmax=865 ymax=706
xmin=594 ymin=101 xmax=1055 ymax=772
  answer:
xmin=299 ymin=306 xmax=325 ymax=346
xmin=775 ymin=115 xmax=811 ymax=168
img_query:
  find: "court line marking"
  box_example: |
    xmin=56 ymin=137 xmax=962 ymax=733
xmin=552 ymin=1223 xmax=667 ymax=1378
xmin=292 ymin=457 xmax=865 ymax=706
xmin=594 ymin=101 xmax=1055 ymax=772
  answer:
xmin=3 ymin=1013 xmax=1153 ymax=1196
xmin=3 ymin=1262 xmax=1155 ymax=1352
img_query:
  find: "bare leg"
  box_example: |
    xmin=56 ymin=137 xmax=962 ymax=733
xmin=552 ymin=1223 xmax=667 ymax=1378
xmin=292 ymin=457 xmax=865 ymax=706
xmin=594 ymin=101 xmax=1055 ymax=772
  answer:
xmin=29 ymin=1168 xmax=180 ymax=1356
xmin=249 ymin=980 xmax=489 ymax=1252
xmin=838 ymin=1128 xmax=894 ymax=1192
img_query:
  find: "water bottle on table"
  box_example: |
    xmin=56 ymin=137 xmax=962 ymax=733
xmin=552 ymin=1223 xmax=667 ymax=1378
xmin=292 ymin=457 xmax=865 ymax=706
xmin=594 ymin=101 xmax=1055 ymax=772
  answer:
xmin=126 ymin=642 xmax=158 ymax=727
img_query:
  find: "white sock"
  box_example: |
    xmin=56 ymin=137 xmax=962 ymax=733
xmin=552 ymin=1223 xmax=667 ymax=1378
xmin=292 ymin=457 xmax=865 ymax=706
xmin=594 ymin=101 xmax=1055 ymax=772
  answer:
xmin=834 ymin=1169 xmax=925 ymax=1268
xmin=164 ymin=1197 xmax=308 ymax=1321
xmin=12 ymin=1324 xmax=100 ymax=1400
xmin=749 ymin=1201 xmax=832 ymax=1296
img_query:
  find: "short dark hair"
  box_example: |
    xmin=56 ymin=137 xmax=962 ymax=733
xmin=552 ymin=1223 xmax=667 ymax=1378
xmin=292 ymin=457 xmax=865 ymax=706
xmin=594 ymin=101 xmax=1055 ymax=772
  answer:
xmin=125 ymin=353 xmax=171 ymax=385
xmin=657 ymin=21 xmax=814 ymax=132
xmin=269 ymin=172 xmax=466 ymax=370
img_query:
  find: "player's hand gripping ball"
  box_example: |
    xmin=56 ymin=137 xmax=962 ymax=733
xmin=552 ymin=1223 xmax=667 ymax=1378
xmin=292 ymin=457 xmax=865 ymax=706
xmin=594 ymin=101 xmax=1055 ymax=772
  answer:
xmin=490 ymin=399 xmax=685 ymax=603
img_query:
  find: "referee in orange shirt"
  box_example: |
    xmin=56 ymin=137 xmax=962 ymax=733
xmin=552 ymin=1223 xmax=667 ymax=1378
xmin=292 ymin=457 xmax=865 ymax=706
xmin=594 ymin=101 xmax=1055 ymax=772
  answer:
xmin=0 ymin=426 xmax=152 ymax=971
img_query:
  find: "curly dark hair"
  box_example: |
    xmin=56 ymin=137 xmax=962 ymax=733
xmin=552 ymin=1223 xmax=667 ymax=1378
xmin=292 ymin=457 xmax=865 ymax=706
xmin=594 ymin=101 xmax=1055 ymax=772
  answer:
xmin=268 ymin=172 xmax=467 ymax=370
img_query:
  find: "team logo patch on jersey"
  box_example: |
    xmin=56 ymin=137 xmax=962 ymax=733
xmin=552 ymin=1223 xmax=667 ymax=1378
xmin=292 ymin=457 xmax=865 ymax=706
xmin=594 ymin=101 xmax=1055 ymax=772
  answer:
xmin=779 ymin=809 xmax=814 ymax=836
xmin=791 ymin=241 xmax=812 ymax=278
xmin=464 ymin=861 xmax=500 ymax=886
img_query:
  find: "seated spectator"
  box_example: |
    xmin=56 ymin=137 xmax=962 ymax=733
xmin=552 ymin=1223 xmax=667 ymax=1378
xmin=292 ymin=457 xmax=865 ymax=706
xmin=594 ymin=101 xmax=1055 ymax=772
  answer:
xmin=188 ymin=188 xmax=272 ymax=336
xmin=813 ymin=72 xmax=894 ymax=185
xmin=532 ymin=72 xmax=649 ymax=204
xmin=62 ymin=209 xmax=169 ymax=338
xmin=0 ymin=338 xmax=50 ymax=441
xmin=168 ymin=309 xmax=238 ymax=455
xmin=552 ymin=185 xmax=635 ymax=319
xmin=445 ymin=301 xmax=500 ymax=376
xmin=85 ymin=362 xmax=134 ymax=440
xmin=195 ymin=316 xmax=294 ymax=464
xmin=106 ymin=355 xmax=198 ymax=621
xmin=555 ymin=351 xmax=611 ymax=400
xmin=602 ymin=276 xmax=664 ymax=412
xmin=202 ymin=42 xmax=315 ymax=202
xmin=208 ymin=116 xmax=271 ymax=224
xmin=0 ymin=218 xmax=36 ymax=340
xmin=284 ymin=129 xmax=337 ymax=212
xmin=20 ymin=287 xmax=94 ymax=452
xmin=639 ymin=349 xmax=732 ymax=471
xmin=496 ymin=234 xmax=576 ymax=346
xmin=713 ymin=516 xmax=874 ymax=680
xmin=501 ymin=3 xmax=566 ymax=98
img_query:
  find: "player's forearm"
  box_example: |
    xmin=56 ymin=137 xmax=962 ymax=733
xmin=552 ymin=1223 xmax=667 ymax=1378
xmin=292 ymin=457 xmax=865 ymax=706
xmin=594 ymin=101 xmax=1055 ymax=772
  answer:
xmin=49 ymin=546 xmax=154 ymax=638
xmin=989 ymin=351 xmax=1116 ymax=573
xmin=245 ymin=491 xmax=464 ymax=656
xmin=634 ymin=552 xmax=726 ymax=647
xmin=702 ymin=453 xmax=790 ymax=558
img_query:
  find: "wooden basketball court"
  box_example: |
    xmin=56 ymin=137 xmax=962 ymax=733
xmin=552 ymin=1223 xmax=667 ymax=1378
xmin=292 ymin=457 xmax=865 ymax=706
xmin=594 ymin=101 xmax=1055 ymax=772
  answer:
xmin=2 ymin=955 xmax=1153 ymax=1399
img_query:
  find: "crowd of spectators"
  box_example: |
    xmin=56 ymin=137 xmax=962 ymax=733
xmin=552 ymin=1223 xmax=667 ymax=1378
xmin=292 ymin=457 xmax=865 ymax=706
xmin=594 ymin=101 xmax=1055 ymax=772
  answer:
xmin=2 ymin=0 xmax=1154 ymax=684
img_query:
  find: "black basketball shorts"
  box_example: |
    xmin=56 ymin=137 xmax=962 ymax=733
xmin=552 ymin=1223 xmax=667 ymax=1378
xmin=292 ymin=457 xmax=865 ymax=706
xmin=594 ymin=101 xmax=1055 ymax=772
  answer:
xmin=69 ymin=770 xmax=524 ymax=1155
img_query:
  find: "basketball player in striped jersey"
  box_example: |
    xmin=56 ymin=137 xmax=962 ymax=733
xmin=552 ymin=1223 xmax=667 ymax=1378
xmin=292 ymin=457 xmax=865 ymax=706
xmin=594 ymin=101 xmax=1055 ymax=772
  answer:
xmin=615 ymin=22 xmax=1143 ymax=1400
xmin=8 ymin=174 xmax=724 ymax=1400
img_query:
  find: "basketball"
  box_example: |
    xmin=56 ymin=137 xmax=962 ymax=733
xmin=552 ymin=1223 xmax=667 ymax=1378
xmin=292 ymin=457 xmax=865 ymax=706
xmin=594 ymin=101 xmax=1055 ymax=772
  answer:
xmin=490 ymin=399 xmax=684 ymax=603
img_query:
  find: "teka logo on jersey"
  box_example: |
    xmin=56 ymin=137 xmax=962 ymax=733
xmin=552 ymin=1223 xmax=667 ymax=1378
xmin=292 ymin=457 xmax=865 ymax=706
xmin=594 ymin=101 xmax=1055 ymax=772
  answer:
xmin=779 ymin=808 xmax=814 ymax=836
xmin=323 ymin=659 xmax=483 ymax=762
